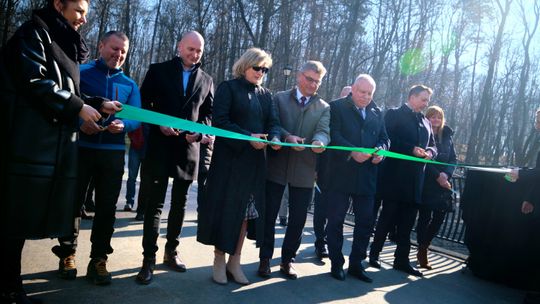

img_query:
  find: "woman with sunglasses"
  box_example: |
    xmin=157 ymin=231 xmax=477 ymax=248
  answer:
xmin=0 ymin=0 xmax=120 ymax=302
xmin=197 ymin=48 xmax=281 ymax=285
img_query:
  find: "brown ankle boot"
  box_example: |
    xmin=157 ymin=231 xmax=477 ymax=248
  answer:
xmin=417 ymin=245 xmax=432 ymax=270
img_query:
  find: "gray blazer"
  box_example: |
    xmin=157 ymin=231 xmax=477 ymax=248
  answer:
xmin=266 ymin=89 xmax=330 ymax=188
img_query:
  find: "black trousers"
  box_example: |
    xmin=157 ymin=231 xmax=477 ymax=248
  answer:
xmin=141 ymin=174 xmax=192 ymax=258
xmin=416 ymin=206 xmax=446 ymax=246
xmin=327 ymin=192 xmax=374 ymax=268
xmin=1 ymin=238 xmax=25 ymax=293
xmin=260 ymin=181 xmax=313 ymax=263
xmin=313 ymin=188 xmax=329 ymax=249
xmin=57 ymin=148 xmax=124 ymax=259
xmin=370 ymin=200 xmax=419 ymax=265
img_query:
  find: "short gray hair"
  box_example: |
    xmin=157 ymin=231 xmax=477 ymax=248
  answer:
xmin=354 ymin=74 xmax=376 ymax=92
xmin=299 ymin=60 xmax=327 ymax=78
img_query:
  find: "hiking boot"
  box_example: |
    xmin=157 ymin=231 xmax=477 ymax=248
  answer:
xmin=86 ymin=258 xmax=112 ymax=285
xmin=51 ymin=245 xmax=77 ymax=280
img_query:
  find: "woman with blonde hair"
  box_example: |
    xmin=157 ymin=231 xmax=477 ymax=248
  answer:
xmin=417 ymin=105 xmax=457 ymax=269
xmin=197 ymin=48 xmax=281 ymax=285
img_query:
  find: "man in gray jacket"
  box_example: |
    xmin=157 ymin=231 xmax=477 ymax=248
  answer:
xmin=258 ymin=61 xmax=330 ymax=279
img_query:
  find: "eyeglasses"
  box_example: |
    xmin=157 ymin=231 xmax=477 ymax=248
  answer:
xmin=302 ymin=72 xmax=322 ymax=85
xmin=252 ymin=66 xmax=270 ymax=74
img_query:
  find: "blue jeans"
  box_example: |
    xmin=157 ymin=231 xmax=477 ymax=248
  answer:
xmin=125 ymin=147 xmax=142 ymax=206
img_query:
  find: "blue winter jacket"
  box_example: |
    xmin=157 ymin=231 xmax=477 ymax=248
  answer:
xmin=79 ymin=58 xmax=141 ymax=150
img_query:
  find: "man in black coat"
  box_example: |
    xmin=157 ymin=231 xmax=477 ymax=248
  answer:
xmin=325 ymin=74 xmax=389 ymax=282
xmin=135 ymin=31 xmax=213 ymax=285
xmin=369 ymin=85 xmax=436 ymax=277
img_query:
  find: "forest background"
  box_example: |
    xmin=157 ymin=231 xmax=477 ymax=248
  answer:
xmin=2 ymin=0 xmax=539 ymax=166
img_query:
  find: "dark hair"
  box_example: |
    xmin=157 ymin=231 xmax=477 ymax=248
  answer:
xmin=408 ymin=84 xmax=433 ymax=99
xmin=48 ymin=0 xmax=90 ymax=7
xmin=101 ymin=31 xmax=129 ymax=43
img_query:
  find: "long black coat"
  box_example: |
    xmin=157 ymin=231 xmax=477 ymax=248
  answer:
xmin=326 ymin=97 xmax=389 ymax=195
xmin=140 ymin=57 xmax=213 ymax=180
xmin=0 ymin=8 xmax=102 ymax=238
xmin=379 ymin=104 xmax=437 ymax=204
xmin=421 ymin=126 xmax=457 ymax=211
xmin=197 ymin=78 xmax=280 ymax=254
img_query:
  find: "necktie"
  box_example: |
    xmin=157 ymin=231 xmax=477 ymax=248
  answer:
xmin=300 ymin=96 xmax=307 ymax=107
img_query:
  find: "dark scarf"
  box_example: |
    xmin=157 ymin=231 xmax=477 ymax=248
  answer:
xmin=33 ymin=7 xmax=89 ymax=63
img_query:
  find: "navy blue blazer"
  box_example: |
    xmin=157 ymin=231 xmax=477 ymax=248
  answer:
xmin=379 ymin=103 xmax=437 ymax=204
xmin=326 ymin=96 xmax=390 ymax=195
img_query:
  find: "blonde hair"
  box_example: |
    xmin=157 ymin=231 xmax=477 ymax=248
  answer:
xmin=232 ymin=48 xmax=273 ymax=78
xmin=426 ymin=105 xmax=445 ymax=141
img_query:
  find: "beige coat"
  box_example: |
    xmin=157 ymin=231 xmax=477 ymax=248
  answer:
xmin=266 ymin=89 xmax=330 ymax=188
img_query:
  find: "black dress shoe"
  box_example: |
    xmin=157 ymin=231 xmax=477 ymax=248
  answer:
xmin=135 ymin=213 xmax=144 ymax=221
xmin=330 ymin=266 xmax=346 ymax=281
xmin=279 ymin=262 xmax=298 ymax=280
xmin=348 ymin=266 xmax=373 ymax=283
xmin=369 ymin=258 xmax=381 ymax=269
xmin=393 ymin=263 xmax=423 ymax=277
xmin=163 ymin=250 xmax=187 ymax=272
xmin=315 ymin=246 xmax=329 ymax=259
xmin=258 ymin=258 xmax=271 ymax=278
xmin=136 ymin=258 xmax=155 ymax=285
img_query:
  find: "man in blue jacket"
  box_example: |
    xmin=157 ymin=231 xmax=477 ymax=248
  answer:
xmin=51 ymin=31 xmax=141 ymax=285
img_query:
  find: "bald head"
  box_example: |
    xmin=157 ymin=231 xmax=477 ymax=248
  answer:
xmin=177 ymin=31 xmax=205 ymax=70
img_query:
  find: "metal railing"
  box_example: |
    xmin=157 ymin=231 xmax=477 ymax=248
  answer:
xmin=342 ymin=168 xmax=468 ymax=245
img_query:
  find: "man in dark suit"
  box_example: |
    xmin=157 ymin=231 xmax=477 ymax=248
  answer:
xmin=369 ymin=84 xmax=436 ymax=277
xmin=135 ymin=31 xmax=213 ymax=285
xmin=325 ymin=74 xmax=389 ymax=282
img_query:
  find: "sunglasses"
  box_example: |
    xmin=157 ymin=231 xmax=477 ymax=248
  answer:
xmin=252 ymin=66 xmax=270 ymax=74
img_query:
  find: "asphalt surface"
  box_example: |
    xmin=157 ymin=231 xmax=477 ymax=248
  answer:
xmin=21 ymin=178 xmax=524 ymax=304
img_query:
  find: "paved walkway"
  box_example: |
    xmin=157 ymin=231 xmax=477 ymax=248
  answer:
xmin=21 ymin=180 xmax=524 ymax=304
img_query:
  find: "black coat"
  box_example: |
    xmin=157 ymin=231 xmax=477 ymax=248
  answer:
xmin=140 ymin=57 xmax=213 ymax=180
xmin=326 ymin=97 xmax=389 ymax=195
xmin=421 ymin=126 xmax=457 ymax=211
xmin=197 ymin=78 xmax=280 ymax=254
xmin=0 ymin=8 xmax=101 ymax=238
xmin=379 ymin=104 xmax=437 ymax=204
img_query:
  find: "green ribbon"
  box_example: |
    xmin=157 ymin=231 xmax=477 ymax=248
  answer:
xmin=115 ymin=104 xmax=498 ymax=170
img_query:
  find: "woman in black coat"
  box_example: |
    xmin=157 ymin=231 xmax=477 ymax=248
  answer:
xmin=416 ymin=105 xmax=457 ymax=269
xmin=197 ymin=48 xmax=280 ymax=285
xmin=0 ymin=0 xmax=120 ymax=302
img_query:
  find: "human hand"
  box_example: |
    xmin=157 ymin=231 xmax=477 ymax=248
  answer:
xmin=201 ymin=135 xmax=215 ymax=145
xmin=504 ymin=168 xmax=519 ymax=182
xmin=250 ymin=133 xmax=268 ymax=150
xmin=269 ymin=137 xmax=282 ymax=151
xmin=437 ymin=172 xmax=451 ymax=189
xmin=80 ymin=120 xmax=102 ymax=135
xmin=522 ymin=201 xmax=534 ymax=214
xmin=185 ymin=132 xmax=200 ymax=143
xmin=79 ymin=104 xmax=101 ymax=122
xmin=351 ymin=151 xmax=371 ymax=163
xmin=286 ymin=135 xmax=305 ymax=151
xmin=311 ymin=140 xmax=325 ymax=153
xmin=107 ymin=119 xmax=124 ymax=133
xmin=101 ymin=101 xmax=123 ymax=115
xmin=160 ymin=126 xmax=180 ymax=136
xmin=413 ymin=146 xmax=427 ymax=158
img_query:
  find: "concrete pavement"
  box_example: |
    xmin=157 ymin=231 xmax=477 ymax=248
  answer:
xmin=21 ymin=181 xmax=524 ymax=304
